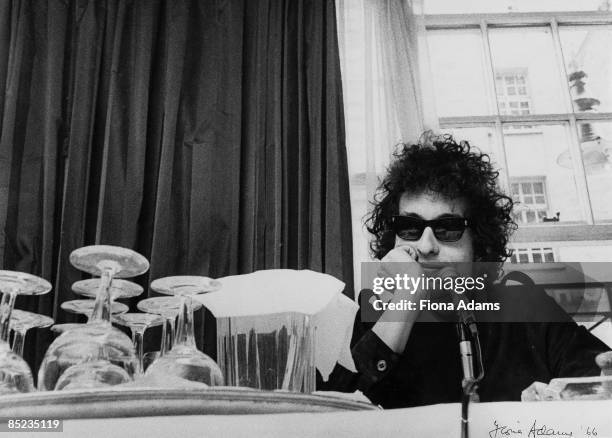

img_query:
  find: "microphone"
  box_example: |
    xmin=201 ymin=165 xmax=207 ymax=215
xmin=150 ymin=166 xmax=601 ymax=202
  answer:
xmin=436 ymin=267 xmax=483 ymax=392
xmin=436 ymin=267 xmax=483 ymax=438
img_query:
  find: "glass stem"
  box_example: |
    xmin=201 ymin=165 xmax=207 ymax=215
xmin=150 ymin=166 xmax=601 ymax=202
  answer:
xmin=90 ymin=267 xmax=113 ymax=323
xmin=174 ymin=296 xmax=197 ymax=348
xmin=159 ymin=319 xmax=167 ymax=356
xmin=0 ymin=292 xmax=17 ymax=343
xmin=167 ymin=317 xmax=176 ymax=351
xmin=12 ymin=329 xmax=26 ymax=357
xmin=134 ymin=327 xmax=145 ymax=375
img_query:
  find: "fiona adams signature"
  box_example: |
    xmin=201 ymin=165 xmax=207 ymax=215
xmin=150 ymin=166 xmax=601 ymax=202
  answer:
xmin=488 ymin=420 xmax=581 ymax=438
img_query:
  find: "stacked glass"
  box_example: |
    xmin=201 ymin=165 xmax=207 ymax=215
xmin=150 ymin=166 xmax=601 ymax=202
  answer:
xmin=0 ymin=271 xmax=52 ymax=394
xmin=38 ymin=245 xmax=148 ymax=390
xmin=0 ymin=245 xmax=226 ymax=392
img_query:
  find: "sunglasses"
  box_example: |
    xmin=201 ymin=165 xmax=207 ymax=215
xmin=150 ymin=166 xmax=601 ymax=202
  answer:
xmin=391 ymin=215 xmax=470 ymax=242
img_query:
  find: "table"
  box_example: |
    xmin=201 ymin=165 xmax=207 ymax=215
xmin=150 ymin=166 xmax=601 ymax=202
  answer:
xmin=1 ymin=389 xmax=610 ymax=438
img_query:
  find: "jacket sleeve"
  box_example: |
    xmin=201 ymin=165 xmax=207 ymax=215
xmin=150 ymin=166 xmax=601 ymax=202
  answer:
xmin=317 ymin=289 xmax=402 ymax=396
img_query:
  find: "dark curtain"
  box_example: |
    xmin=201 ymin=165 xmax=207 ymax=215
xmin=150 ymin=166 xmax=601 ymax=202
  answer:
xmin=0 ymin=0 xmax=353 ymax=372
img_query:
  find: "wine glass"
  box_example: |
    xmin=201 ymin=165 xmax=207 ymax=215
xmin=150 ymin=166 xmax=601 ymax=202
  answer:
xmin=72 ymin=278 xmax=143 ymax=300
xmin=0 ymin=271 xmax=52 ymax=394
xmin=10 ymin=310 xmax=54 ymax=357
xmin=144 ymin=276 xmax=223 ymax=386
xmin=38 ymin=245 xmax=148 ymax=391
xmin=137 ymin=296 xmax=202 ymax=355
xmin=112 ymin=313 xmax=164 ymax=376
xmin=61 ymin=300 xmax=128 ymax=319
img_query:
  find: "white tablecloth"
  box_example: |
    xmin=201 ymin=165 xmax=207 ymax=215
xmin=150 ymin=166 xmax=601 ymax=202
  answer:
xmin=16 ymin=400 xmax=612 ymax=438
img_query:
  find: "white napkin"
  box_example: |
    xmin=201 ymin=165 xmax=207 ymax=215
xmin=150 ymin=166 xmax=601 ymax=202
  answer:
xmin=194 ymin=269 xmax=357 ymax=381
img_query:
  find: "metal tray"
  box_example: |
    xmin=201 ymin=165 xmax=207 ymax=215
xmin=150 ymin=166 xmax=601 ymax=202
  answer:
xmin=0 ymin=387 xmax=377 ymax=419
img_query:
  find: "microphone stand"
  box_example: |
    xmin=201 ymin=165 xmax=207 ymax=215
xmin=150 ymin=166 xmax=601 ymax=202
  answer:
xmin=457 ymin=310 xmax=484 ymax=438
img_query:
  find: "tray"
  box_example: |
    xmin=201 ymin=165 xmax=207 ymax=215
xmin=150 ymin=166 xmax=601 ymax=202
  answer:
xmin=0 ymin=387 xmax=377 ymax=419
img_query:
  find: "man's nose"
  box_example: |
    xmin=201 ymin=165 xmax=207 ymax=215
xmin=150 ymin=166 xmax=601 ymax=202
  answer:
xmin=416 ymin=227 xmax=440 ymax=256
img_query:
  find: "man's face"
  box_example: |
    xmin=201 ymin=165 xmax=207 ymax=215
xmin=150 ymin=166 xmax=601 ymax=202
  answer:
xmin=395 ymin=191 xmax=475 ymax=269
xmin=395 ymin=191 xmax=476 ymax=315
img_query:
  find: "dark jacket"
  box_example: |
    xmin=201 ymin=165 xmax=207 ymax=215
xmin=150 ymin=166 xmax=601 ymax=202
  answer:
xmin=320 ymin=284 xmax=610 ymax=408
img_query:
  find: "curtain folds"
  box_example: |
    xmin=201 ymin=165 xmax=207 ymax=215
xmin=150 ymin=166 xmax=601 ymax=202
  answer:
xmin=0 ymin=0 xmax=353 ymax=371
xmin=336 ymin=0 xmax=437 ymax=287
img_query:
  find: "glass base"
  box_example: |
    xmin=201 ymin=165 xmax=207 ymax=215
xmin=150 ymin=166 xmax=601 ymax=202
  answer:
xmin=145 ymin=345 xmax=223 ymax=387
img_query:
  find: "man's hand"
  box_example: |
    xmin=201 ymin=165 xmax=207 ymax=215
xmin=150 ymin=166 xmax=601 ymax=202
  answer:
xmin=595 ymin=351 xmax=612 ymax=376
xmin=377 ymin=245 xmax=423 ymax=287
xmin=371 ymin=244 xmax=424 ymax=353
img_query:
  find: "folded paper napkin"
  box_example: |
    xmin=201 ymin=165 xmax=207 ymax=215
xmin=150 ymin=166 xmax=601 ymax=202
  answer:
xmin=193 ymin=269 xmax=358 ymax=381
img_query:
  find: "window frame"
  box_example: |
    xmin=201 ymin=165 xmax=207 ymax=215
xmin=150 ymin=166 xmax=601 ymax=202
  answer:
xmin=424 ymin=11 xmax=612 ymax=241
xmin=510 ymin=176 xmax=550 ymax=224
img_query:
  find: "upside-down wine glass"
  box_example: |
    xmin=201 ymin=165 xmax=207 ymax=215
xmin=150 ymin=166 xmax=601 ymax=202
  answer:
xmin=0 ymin=271 xmax=52 ymax=394
xmin=137 ymin=296 xmax=203 ymax=357
xmin=137 ymin=297 xmax=204 ymax=372
xmin=10 ymin=310 xmax=54 ymax=357
xmin=144 ymin=276 xmax=223 ymax=386
xmin=113 ymin=313 xmax=164 ymax=376
xmin=38 ymin=245 xmax=148 ymax=391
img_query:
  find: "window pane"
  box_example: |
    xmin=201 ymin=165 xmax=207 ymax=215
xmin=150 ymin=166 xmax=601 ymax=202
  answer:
xmin=489 ymin=27 xmax=569 ymax=114
xmin=504 ymin=124 xmax=585 ymax=224
xmin=577 ymin=121 xmax=612 ymax=223
xmin=424 ymin=0 xmax=607 ymax=14
xmin=532 ymin=253 xmax=543 ymax=263
xmin=521 ymin=183 xmax=532 ymax=194
xmin=427 ymin=30 xmax=493 ymax=117
xmin=534 ymin=182 xmax=544 ymax=194
xmin=560 ymin=26 xmax=612 ymax=113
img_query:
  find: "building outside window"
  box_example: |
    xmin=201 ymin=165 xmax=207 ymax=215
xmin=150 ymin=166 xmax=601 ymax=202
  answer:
xmin=496 ymin=69 xmax=532 ymax=116
xmin=424 ymin=0 xmax=612 ymax=266
xmin=510 ymin=177 xmax=550 ymax=224
xmin=509 ymin=247 xmax=556 ymax=263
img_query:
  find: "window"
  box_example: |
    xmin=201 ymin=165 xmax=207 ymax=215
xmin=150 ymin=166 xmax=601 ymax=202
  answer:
xmin=509 ymin=247 xmax=555 ymax=263
xmin=496 ymin=70 xmax=532 ymax=115
xmin=510 ymin=177 xmax=549 ymax=224
xmin=425 ymin=3 xmax=612 ymax=228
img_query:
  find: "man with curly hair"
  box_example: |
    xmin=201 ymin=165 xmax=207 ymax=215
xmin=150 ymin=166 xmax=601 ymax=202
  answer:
xmin=323 ymin=135 xmax=611 ymax=408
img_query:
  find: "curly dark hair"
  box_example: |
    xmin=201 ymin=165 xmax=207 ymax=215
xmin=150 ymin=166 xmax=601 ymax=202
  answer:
xmin=365 ymin=134 xmax=516 ymax=278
